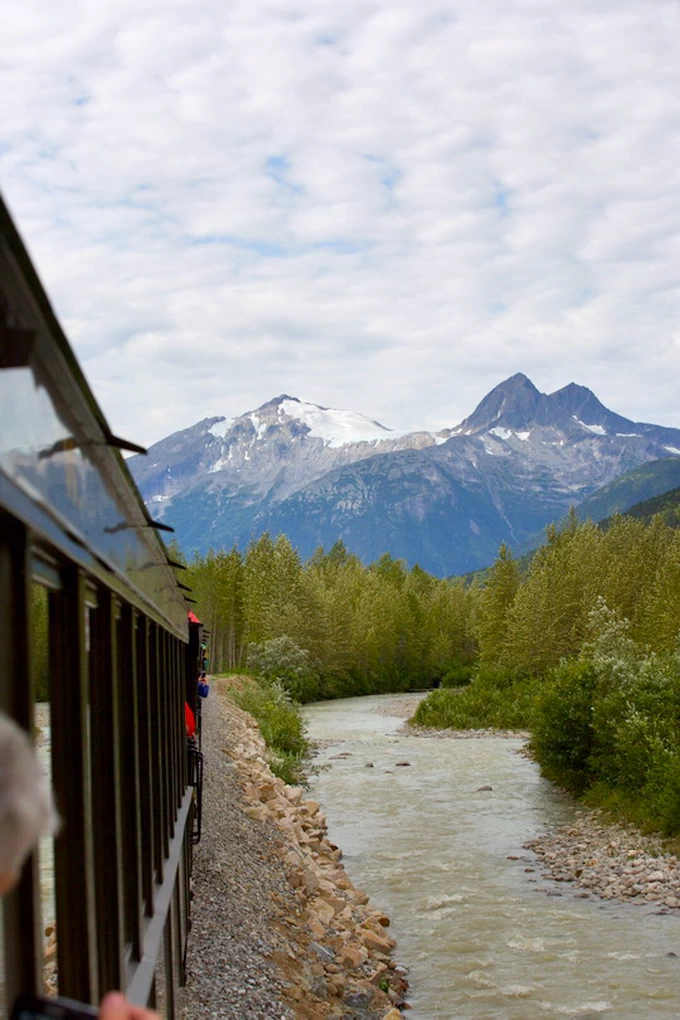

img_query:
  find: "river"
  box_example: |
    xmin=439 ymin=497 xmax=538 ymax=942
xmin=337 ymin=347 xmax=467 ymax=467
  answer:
xmin=303 ymin=693 xmax=680 ymax=1020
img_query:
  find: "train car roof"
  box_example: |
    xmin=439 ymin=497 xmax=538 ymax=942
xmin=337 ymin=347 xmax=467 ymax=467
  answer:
xmin=0 ymin=193 xmax=190 ymax=639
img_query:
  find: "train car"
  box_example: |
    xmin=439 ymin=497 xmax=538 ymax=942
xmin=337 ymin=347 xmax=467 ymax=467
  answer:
xmin=0 ymin=195 xmax=197 ymax=1018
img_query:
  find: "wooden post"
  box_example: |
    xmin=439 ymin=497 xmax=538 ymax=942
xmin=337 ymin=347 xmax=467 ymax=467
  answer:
xmin=90 ymin=587 xmax=125 ymax=992
xmin=136 ymin=615 xmax=155 ymax=917
xmin=119 ymin=604 xmax=143 ymax=959
xmin=49 ymin=565 xmax=99 ymax=1003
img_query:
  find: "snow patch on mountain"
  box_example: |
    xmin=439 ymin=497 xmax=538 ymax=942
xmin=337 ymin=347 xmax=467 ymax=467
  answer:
xmin=665 ymin=446 xmax=680 ymax=455
xmin=209 ymin=418 xmax=233 ymax=439
xmin=489 ymin=426 xmax=531 ymax=441
xmin=250 ymin=414 xmax=268 ymax=439
xmin=209 ymin=447 xmax=234 ymax=472
xmin=574 ymin=417 xmax=607 ymax=436
xmin=279 ymin=398 xmax=399 ymax=448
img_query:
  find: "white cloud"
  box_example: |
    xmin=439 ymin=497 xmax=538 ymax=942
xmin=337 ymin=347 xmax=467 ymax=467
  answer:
xmin=2 ymin=0 xmax=680 ymax=444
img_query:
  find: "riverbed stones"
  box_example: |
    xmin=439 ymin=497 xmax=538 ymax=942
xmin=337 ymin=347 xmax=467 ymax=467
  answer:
xmin=524 ymin=810 xmax=680 ymax=911
xmin=189 ymin=676 xmax=409 ymax=1019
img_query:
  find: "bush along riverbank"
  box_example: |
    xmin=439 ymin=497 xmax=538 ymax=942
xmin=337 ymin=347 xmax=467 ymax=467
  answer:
xmin=413 ymin=598 xmax=680 ymax=842
xmin=228 ymin=674 xmax=310 ymax=785
xmin=217 ymin=677 xmax=409 ymax=1018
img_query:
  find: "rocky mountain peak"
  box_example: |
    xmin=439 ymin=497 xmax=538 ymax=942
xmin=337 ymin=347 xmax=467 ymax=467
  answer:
xmin=455 ymin=373 xmax=543 ymax=434
xmin=255 ymin=394 xmax=300 ymax=412
xmin=548 ymin=383 xmax=638 ymax=435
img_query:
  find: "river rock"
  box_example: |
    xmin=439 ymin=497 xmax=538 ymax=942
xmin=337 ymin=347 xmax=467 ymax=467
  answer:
xmin=344 ymin=987 xmax=375 ymax=1009
xmin=339 ymin=944 xmax=368 ymax=968
xmin=361 ymin=929 xmax=396 ymax=952
xmin=310 ymin=941 xmax=336 ymax=964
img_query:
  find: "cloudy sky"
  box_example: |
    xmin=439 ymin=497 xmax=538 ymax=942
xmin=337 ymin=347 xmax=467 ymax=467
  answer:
xmin=3 ymin=0 xmax=680 ymax=446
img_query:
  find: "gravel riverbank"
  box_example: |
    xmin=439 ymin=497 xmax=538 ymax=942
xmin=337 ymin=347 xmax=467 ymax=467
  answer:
xmin=181 ymin=682 xmax=405 ymax=1020
xmin=524 ymin=812 xmax=680 ymax=911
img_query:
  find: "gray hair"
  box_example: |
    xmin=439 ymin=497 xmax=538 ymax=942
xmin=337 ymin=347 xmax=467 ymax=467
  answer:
xmin=0 ymin=712 xmax=59 ymax=879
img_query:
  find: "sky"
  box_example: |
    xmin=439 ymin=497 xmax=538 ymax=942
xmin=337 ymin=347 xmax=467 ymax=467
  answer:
xmin=3 ymin=0 xmax=680 ymax=447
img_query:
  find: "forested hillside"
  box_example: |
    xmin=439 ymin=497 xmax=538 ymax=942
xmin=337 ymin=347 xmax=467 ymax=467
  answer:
xmin=575 ymin=456 xmax=680 ymax=524
xmin=607 ymin=486 xmax=680 ymax=529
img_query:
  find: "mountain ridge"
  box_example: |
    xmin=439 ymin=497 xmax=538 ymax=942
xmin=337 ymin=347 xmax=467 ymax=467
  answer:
xmin=129 ymin=376 xmax=680 ymax=575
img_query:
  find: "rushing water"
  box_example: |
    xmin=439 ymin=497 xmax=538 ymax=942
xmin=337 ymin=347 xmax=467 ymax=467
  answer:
xmin=303 ymin=693 xmax=680 ymax=1020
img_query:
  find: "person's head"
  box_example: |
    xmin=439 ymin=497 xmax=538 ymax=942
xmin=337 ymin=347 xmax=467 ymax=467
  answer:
xmin=0 ymin=712 xmax=58 ymax=894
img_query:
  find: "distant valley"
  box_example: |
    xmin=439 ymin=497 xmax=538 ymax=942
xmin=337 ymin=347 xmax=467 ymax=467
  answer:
xmin=129 ymin=373 xmax=680 ymax=576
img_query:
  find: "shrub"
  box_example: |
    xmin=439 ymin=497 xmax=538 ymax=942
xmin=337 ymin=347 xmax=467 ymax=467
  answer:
xmin=231 ymin=678 xmax=310 ymax=784
xmin=246 ymin=635 xmax=321 ymax=703
xmin=530 ymin=659 xmax=599 ymax=793
xmin=440 ymin=664 xmax=474 ymax=688
xmin=530 ymin=604 xmax=680 ymax=834
xmin=646 ymin=755 xmax=680 ymax=835
xmin=412 ymin=671 xmax=538 ymax=730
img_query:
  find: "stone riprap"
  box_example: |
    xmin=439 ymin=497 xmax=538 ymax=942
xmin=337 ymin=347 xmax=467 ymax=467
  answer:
xmin=524 ymin=812 xmax=680 ymax=911
xmin=182 ymin=679 xmax=407 ymax=1020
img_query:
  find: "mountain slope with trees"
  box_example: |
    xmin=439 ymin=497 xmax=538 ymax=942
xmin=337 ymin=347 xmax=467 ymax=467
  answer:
xmin=602 ymin=486 xmax=680 ymax=530
xmin=576 ymin=457 xmax=680 ymax=524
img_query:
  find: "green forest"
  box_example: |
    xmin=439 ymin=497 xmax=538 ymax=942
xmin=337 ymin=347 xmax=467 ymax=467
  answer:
xmin=182 ymin=509 xmax=680 ymax=836
xmin=182 ymin=534 xmax=476 ymax=699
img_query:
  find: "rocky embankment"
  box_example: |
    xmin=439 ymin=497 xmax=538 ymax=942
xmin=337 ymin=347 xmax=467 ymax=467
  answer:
xmin=183 ymin=680 xmax=407 ymax=1020
xmin=524 ymin=812 xmax=680 ymax=910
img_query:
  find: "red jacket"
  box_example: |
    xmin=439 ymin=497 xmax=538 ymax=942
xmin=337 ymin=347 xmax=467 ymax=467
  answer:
xmin=184 ymin=702 xmax=196 ymax=739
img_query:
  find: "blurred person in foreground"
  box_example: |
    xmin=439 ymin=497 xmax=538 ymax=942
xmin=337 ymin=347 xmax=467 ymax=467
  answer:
xmin=0 ymin=712 xmax=158 ymax=1020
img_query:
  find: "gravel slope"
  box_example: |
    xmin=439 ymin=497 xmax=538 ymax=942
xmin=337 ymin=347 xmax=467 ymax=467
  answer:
xmin=181 ymin=691 xmax=296 ymax=1020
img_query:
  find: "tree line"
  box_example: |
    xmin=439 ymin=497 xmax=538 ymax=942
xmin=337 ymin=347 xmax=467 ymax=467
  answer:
xmin=180 ymin=535 xmax=476 ymax=701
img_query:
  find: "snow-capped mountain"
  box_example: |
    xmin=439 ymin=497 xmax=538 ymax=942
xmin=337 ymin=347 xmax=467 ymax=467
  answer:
xmin=131 ymin=393 xmax=440 ymax=509
xmin=129 ymin=376 xmax=680 ymax=575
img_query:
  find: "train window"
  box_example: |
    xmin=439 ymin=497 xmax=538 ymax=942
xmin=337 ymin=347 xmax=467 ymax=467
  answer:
xmin=32 ymin=583 xmax=59 ymax=997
